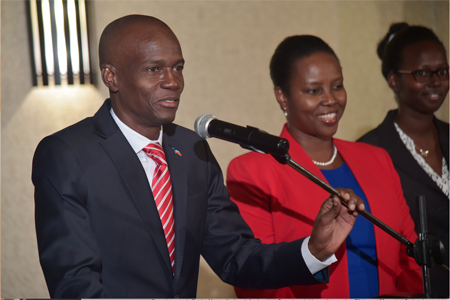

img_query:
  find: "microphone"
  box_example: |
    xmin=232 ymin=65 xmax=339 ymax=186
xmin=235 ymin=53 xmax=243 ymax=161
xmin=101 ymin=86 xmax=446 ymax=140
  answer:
xmin=194 ymin=113 xmax=289 ymax=156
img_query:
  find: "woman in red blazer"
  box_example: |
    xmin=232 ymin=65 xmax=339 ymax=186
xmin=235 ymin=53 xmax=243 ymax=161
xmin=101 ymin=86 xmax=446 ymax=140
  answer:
xmin=227 ymin=35 xmax=422 ymax=298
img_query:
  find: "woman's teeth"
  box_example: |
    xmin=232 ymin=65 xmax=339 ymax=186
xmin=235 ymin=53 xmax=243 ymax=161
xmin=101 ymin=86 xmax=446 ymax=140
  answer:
xmin=318 ymin=113 xmax=336 ymax=121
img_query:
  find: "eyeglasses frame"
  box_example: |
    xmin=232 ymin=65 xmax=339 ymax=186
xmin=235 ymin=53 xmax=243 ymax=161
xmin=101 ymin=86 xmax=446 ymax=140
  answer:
xmin=396 ymin=67 xmax=449 ymax=83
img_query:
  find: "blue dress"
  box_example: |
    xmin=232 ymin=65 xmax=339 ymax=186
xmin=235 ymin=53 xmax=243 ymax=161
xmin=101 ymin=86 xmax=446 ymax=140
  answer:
xmin=321 ymin=162 xmax=379 ymax=298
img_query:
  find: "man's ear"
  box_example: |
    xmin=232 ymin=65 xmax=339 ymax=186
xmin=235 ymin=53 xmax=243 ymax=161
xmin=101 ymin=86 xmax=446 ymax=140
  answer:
xmin=274 ymin=86 xmax=288 ymax=113
xmin=101 ymin=64 xmax=119 ymax=92
xmin=387 ymin=71 xmax=399 ymax=93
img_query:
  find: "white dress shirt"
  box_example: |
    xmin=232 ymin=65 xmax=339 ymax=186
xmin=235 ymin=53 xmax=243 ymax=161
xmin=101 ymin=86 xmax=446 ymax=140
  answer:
xmin=111 ymin=108 xmax=162 ymax=189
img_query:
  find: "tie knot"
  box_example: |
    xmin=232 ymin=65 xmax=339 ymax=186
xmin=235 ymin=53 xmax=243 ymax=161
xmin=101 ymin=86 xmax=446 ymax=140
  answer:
xmin=143 ymin=143 xmax=167 ymax=166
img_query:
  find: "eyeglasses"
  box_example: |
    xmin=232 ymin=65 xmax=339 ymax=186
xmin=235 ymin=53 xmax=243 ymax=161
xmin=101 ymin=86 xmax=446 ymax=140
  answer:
xmin=397 ymin=67 xmax=449 ymax=83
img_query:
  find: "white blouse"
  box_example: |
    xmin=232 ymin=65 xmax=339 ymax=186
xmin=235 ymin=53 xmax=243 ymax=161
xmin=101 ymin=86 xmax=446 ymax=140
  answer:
xmin=394 ymin=122 xmax=449 ymax=199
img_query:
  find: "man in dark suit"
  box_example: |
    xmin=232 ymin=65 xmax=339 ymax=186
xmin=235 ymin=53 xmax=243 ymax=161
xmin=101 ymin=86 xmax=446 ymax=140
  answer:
xmin=32 ymin=14 xmax=365 ymax=298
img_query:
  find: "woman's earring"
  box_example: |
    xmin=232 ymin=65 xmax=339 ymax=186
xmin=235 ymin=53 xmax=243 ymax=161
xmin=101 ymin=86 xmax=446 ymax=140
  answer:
xmin=284 ymin=110 xmax=287 ymax=117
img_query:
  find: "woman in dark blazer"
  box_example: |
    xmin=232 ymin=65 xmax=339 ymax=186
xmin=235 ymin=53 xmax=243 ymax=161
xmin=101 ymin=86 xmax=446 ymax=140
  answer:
xmin=358 ymin=23 xmax=449 ymax=297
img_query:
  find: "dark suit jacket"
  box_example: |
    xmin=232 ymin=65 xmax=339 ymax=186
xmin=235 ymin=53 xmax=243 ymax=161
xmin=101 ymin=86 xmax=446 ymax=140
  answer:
xmin=32 ymin=99 xmax=323 ymax=298
xmin=358 ymin=109 xmax=449 ymax=297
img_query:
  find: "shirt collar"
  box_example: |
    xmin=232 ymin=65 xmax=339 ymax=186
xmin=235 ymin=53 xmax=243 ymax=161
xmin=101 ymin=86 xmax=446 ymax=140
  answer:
xmin=110 ymin=107 xmax=163 ymax=153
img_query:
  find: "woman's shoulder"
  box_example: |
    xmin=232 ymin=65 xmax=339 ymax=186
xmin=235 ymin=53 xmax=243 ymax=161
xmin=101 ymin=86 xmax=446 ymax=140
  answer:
xmin=227 ymin=151 xmax=282 ymax=179
xmin=357 ymin=110 xmax=398 ymax=145
xmin=357 ymin=128 xmax=381 ymax=146
xmin=435 ymin=117 xmax=449 ymax=132
xmin=229 ymin=150 xmax=275 ymax=166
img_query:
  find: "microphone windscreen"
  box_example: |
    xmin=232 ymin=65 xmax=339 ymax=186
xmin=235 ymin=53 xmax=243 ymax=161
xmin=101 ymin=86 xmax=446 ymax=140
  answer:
xmin=194 ymin=113 xmax=216 ymax=139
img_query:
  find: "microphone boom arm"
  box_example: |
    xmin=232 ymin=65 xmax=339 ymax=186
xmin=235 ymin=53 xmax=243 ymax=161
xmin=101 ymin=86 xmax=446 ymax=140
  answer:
xmin=194 ymin=114 xmax=449 ymax=277
xmin=271 ymin=153 xmax=414 ymax=248
xmin=272 ymin=153 xmax=449 ymax=277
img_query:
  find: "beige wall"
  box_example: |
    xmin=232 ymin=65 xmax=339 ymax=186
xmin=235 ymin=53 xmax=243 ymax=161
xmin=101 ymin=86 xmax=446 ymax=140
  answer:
xmin=2 ymin=0 xmax=448 ymax=298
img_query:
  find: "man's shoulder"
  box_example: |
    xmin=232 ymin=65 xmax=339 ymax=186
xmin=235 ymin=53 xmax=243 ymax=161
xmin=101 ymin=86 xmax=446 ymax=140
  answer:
xmin=44 ymin=99 xmax=113 ymax=145
xmin=33 ymin=116 xmax=99 ymax=160
xmin=33 ymin=100 xmax=109 ymax=167
xmin=44 ymin=116 xmax=98 ymax=146
xmin=56 ymin=116 xmax=95 ymax=133
xmin=163 ymin=123 xmax=203 ymax=143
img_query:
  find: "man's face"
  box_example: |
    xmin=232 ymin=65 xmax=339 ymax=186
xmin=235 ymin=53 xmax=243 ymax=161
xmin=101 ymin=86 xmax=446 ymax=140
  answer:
xmin=110 ymin=23 xmax=185 ymax=136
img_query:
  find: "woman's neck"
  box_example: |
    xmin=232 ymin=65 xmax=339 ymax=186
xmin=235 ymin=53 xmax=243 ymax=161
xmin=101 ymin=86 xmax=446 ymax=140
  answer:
xmin=288 ymin=124 xmax=333 ymax=151
xmin=287 ymin=124 xmax=342 ymax=169
xmin=394 ymin=106 xmax=436 ymax=138
xmin=394 ymin=105 xmax=443 ymax=176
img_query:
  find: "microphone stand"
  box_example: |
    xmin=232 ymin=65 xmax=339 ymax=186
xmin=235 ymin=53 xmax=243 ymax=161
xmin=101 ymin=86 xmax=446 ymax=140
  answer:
xmin=417 ymin=195 xmax=432 ymax=297
xmin=270 ymin=153 xmax=449 ymax=282
xmin=198 ymin=118 xmax=449 ymax=289
xmin=271 ymin=153 xmax=414 ymax=248
xmin=414 ymin=195 xmax=448 ymax=297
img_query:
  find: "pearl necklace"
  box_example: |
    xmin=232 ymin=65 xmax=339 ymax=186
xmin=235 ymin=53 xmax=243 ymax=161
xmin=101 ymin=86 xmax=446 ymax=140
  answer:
xmin=313 ymin=144 xmax=338 ymax=166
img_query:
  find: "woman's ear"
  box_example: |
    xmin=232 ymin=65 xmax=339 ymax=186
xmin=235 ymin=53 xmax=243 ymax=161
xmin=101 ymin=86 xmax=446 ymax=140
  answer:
xmin=101 ymin=64 xmax=119 ymax=92
xmin=387 ymin=71 xmax=399 ymax=93
xmin=274 ymin=86 xmax=288 ymax=113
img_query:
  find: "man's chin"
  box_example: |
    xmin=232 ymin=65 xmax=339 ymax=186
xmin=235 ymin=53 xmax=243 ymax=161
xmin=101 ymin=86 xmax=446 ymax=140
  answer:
xmin=158 ymin=112 xmax=177 ymax=125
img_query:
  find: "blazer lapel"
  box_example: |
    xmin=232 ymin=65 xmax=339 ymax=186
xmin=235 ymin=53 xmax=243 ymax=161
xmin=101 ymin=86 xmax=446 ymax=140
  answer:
xmin=94 ymin=99 xmax=173 ymax=273
xmin=376 ymin=110 xmax=443 ymax=194
xmin=336 ymin=139 xmax=388 ymax=220
xmin=163 ymin=124 xmax=188 ymax=285
xmin=436 ymin=118 xmax=449 ymax=165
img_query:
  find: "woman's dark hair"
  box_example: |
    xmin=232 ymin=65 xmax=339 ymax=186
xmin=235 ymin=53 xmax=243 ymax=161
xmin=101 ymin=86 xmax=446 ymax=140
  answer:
xmin=377 ymin=22 xmax=446 ymax=80
xmin=270 ymin=35 xmax=339 ymax=93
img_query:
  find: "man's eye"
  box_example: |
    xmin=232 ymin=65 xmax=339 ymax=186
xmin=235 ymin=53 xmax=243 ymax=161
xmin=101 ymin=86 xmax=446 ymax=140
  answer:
xmin=149 ymin=67 xmax=159 ymax=72
xmin=175 ymin=66 xmax=184 ymax=72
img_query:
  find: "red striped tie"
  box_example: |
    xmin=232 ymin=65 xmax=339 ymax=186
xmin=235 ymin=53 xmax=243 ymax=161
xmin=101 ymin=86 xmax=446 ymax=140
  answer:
xmin=143 ymin=143 xmax=175 ymax=274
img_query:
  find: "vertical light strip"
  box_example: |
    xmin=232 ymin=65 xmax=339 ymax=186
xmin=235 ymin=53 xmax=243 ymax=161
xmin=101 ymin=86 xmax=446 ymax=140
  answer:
xmin=42 ymin=0 xmax=55 ymax=78
xmin=54 ymin=0 xmax=68 ymax=78
xmin=30 ymin=0 xmax=43 ymax=85
xmin=67 ymin=0 xmax=80 ymax=77
xmin=78 ymin=0 xmax=91 ymax=77
xmin=30 ymin=0 xmax=91 ymax=86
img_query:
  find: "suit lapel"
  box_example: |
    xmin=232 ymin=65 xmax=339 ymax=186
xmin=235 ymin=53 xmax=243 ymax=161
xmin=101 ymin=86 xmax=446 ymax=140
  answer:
xmin=94 ymin=99 xmax=173 ymax=273
xmin=162 ymin=124 xmax=188 ymax=285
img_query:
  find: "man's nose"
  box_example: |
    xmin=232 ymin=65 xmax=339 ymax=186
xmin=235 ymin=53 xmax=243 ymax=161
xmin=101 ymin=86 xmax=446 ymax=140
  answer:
xmin=161 ymin=69 xmax=181 ymax=90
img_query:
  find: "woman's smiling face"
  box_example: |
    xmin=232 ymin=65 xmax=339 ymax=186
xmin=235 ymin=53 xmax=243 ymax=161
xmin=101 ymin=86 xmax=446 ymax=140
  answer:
xmin=279 ymin=52 xmax=347 ymax=139
xmin=391 ymin=40 xmax=449 ymax=114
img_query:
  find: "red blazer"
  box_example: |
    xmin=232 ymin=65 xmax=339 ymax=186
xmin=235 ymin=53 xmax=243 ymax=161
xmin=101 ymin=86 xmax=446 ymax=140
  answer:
xmin=227 ymin=125 xmax=422 ymax=298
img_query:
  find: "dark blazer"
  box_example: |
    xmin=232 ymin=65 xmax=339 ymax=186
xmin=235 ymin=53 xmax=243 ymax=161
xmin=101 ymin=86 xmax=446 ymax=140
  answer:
xmin=358 ymin=109 xmax=449 ymax=297
xmin=32 ymin=99 xmax=323 ymax=298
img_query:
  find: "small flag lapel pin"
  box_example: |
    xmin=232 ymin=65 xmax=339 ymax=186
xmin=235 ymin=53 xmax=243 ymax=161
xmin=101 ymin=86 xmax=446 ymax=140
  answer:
xmin=172 ymin=147 xmax=182 ymax=156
